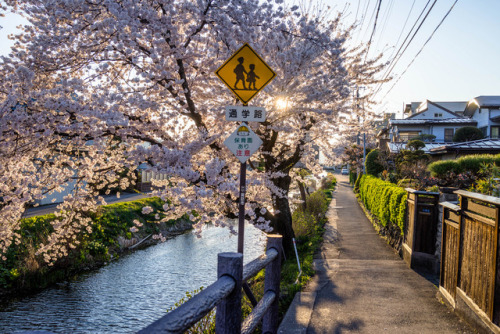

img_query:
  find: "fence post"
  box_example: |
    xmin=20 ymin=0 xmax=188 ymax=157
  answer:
xmin=262 ymin=235 xmax=282 ymax=334
xmin=215 ymin=252 xmax=243 ymax=334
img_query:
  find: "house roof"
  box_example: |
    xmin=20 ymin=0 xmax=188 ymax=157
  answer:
xmin=408 ymin=100 xmax=465 ymax=119
xmin=390 ymin=118 xmax=477 ymax=126
xmin=464 ymin=96 xmax=500 ymax=116
xmin=429 ymin=138 xmax=500 ymax=154
xmin=387 ymin=142 xmax=448 ymax=154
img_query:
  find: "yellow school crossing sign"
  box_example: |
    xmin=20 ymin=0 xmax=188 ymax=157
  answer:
xmin=215 ymin=43 xmax=276 ymax=104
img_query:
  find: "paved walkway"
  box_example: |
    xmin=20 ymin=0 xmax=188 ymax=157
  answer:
xmin=279 ymin=174 xmax=477 ymax=334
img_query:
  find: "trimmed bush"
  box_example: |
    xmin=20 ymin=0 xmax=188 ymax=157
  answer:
xmin=349 ymin=171 xmax=357 ymax=185
xmin=356 ymin=175 xmax=407 ymax=235
xmin=453 ymin=126 xmax=484 ymax=142
xmin=428 ymin=154 xmax=500 ymax=179
xmin=428 ymin=160 xmax=462 ymax=178
xmin=365 ymin=149 xmax=384 ymax=176
xmin=457 ymin=154 xmax=495 ymax=175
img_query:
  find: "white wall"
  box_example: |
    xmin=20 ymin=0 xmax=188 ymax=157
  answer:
xmin=411 ymin=103 xmax=457 ymax=120
xmin=471 ymin=107 xmax=491 ymax=129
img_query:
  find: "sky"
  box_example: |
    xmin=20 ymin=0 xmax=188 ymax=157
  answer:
xmin=1 ymin=1 xmax=500 ymax=119
xmin=322 ymin=0 xmax=500 ymax=118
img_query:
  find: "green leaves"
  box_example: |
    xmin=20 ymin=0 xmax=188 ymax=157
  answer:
xmin=356 ymin=175 xmax=407 ymax=235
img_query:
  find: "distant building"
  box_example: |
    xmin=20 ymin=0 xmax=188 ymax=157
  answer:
xmin=390 ymin=100 xmax=474 ymax=143
xmin=378 ymin=96 xmax=500 ymax=159
xmin=463 ymin=96 xmax=500 ymax=138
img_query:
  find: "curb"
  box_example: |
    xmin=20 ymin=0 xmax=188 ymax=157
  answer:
xmin=278 ymin=291 xmax=317 ymax=334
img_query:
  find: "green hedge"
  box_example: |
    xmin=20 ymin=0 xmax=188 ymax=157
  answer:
xmin=428 ymin=154 xmax=500 ymax=178
xmin=357 ymin=175 xmax=407 ymax=234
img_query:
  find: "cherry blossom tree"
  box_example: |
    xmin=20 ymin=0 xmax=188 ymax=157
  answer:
xmin=0 ymin=0 xmax=385 ymax=260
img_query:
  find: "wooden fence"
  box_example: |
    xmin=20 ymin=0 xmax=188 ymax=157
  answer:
xmin=439 ymin=190 xmax=500 ymax=332
xmin=403 ymin=189 xmax=440 ymax=273
xmin=139 ymin=235 xmax=283 ymax=334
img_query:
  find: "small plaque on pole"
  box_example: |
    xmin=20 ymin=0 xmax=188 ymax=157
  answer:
xmin=224 ymin=123 xmax=263 ymax=163
xmin=225 ymin=105 xmax=266 ymax=122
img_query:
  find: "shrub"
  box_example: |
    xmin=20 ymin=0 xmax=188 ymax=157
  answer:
xmin=292 ymin=209 xmax=317 ymax=237
xmin=354 ymin=173 xmax=362 ymax=192
xmin=357 ymin=175 xmax=407 ymax=235
xmin=406 ymin=139 xmax=425 ymax=151
xmin=457 ymin=154 xmax=495 ymax=175
xmin=427 ymin=160 xmax=462 ymax=178
xmin=453 ymin=127 xmax=484 ymax=142
xmin=306 ymin=190 xmax=328 ymax=221
xmin=292 ymin=189 xmax=328 ymax=237
xmin=365 ymin=149 xmax=384 ymax=176
xmin=349 ymin=171 xmax=357 ymax=185
xmin=320 ymin=173 xmax=337 ymax=190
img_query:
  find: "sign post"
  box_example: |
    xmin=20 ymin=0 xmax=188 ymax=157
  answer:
xmin=216 ymin=43 xmax=275 ymax=254
xmin=224 ymin=123 xmax=264 ymax=253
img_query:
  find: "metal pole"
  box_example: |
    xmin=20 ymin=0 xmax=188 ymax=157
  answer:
xmin=238 ymin=162 xmax=246 ymax=254
xmin=363 ymin=133 xmax=366 ymax=174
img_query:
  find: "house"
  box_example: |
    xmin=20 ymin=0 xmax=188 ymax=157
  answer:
xmin=378 ymin=96 xmax=500 ymax=159
xmin=388 ymin=100 xmax=475 ymax=143
xmin=463 ymin=96 xmax=500 ymax=138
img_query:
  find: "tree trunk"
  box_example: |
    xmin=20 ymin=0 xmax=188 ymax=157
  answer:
xmin=297 ymin=180 xmax=307 ymax=211
xmin=270 ymin=174 xmax=295 ymax=256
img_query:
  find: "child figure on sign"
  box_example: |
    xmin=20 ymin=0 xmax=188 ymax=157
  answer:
xmin=233 ymin=57 xmax=247 ymax=90
xmin=246 ymin=64 xmax=260 ymax=90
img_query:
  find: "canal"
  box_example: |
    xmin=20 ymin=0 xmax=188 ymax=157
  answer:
xmin=0 ymin=222 xmax=266 ymax=333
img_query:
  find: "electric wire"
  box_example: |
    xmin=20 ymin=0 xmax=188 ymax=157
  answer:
xmin=389 ymin=0 xmax=417 ymax=60
xmin=376 ymin=0 xmax=395 ymax=50
xmin=372 ymin=0 xmax=437 ymax=97
xmin=380 ymin=0 xmax=435 ymax=82
xmin=365 ymin=0 xmax=383 ymax=58
xmin=379 ymin=0 xmax=460 ymax=100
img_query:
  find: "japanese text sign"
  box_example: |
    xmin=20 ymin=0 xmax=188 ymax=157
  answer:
xmin=224 ymin=122 xmax=263 ymax=163
xmin=225 ymin=105 xmax=267 ymax=122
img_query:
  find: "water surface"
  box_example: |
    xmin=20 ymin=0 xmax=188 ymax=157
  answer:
xmin=0 ymin=222 xmax=266 ymax=333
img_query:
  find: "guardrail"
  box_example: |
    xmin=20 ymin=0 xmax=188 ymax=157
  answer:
xmin=138 ymin=234 xmax=283 ymax=334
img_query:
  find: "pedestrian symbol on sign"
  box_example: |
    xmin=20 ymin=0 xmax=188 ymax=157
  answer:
xmin=215 ymin=43 xmax=276 ymax=104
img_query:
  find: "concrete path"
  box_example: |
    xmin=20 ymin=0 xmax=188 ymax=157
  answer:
xmin=279 ymin=174 xmax=477 ymax=334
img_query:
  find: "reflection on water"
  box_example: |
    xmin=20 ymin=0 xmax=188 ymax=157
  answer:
xmin=0 ymin=222 xmax=266 ymax=334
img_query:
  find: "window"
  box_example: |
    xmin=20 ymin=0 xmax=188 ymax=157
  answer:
xmin=444 ymin=128 xmax=454 ymax=142
xmin=399 ymin=131 xmax=421 ymax=142
xmin=479 ymin=126 xmax=488 ymax=137
xmin=491 ymin=126 xmax=500 ymax=139
xmin=434 ymin=113 xmax=443 ymax=118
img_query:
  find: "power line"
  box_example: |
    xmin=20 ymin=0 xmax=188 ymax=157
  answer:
xmin=355 ymin=0 xmax=372 ymax=43
xmin=380 ymin=0 xmax=460 ymax=100
xmin=387 ymin=0 xmax=416 ymax=58
xmin=376 ymin=0 xmax=395 ymax=50
xmin=372 ymin=0 xmax=437 ymax=97
xmin=381 ymin=0 xmax=436 ymax=82
xmin=365 ymin=0 xmax=383 ymax=57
